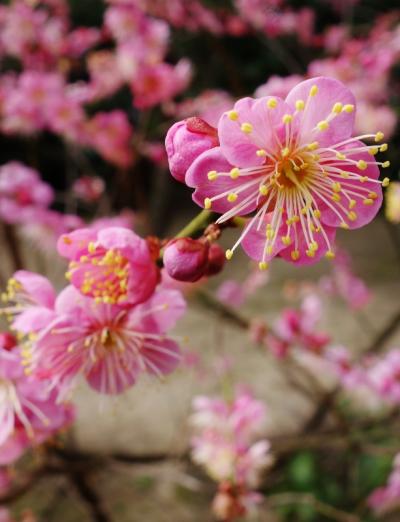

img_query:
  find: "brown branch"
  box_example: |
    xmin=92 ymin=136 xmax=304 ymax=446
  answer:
xmin=266 ymin=492 xmax=360 ymax=522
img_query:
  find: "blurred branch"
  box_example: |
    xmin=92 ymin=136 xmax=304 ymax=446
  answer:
xmin=266 ymin=493 xmax=360 ymax=522
xmin=3 ymin=224 xmax=24 ymax=271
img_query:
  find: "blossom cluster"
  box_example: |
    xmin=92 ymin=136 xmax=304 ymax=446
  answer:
xmin=190 ymin=389 xmax=272 ymax=520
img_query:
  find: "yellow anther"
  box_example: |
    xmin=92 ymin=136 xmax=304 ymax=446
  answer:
xmin=265 ymin=246 xmax=273 ymax=255
xmin=227 ymin=110 xmax=238 ymax=121
xmin=336 ymin=152 xmax=346 ymax=160
xmin=340 ymin=222 xmax=349 ymax=229
xmin=313 ymin=209 xmax=321 ymax=219
xmin=311 ymin=154 xmax=320 ymax=161
xmin=282 ymin=114 xmax=292 ymax=124
xmin=309 ymin=85 xmax=318 ymax=96
xmin=291 ymin=250 xmax=300 ymax=261
xmin=63 ymin=236 xmax=72 ymax=245
xmin=307 ymin=142 xmax=319 ymax=151
xmin=227 ymin=193 xmax=238 ymax=203
xmin=267 ymin=98 xmax=277 ymax=108
xmin=343 ymin=104 xmax=354 ymax=113
xmin=380 ymin=143 xmax=388 ymax=152
xmin=241 ymin=122 xmax=253 ymax=133
xmin=88 ymin=242 xmax=96 ymax=254
xmin=204 ymin=197 xmax=212 ymax=209
xmin=281 ymin=147 xmax=290 ymax=157
xmin=301 ymin=207 xmax=309 ymax=215
xmin=325 ymin=250 xmax=335 ymax=259
xmin=368 ymin=191 xmax=377 ymax=199
xmin=230 ymin=168 xmax=240 ymax=179
xmin=259 ymin=185 xmax=268 ymax=196
xmin=375 ymin=132 xmax=384 ymax=142
xmin=382 ymin=177 xmax=390 ymax=187
xmin=357 ymin=160 xmax=367 ymax=170
xmin=225 ymin=249 xmax=233 ymax=260
xmin=340 ymin=171 xmax=349 ymax=178
xmin=281 ymin=235 xmax=292 ymax=246
xmin=368 ymin=147 xmax=379 ymax=156
xmin=360 ymin=176 xmax=368 ymax=183
xmin=363 ymin=198 xmax=374 ymax=206
xmin=306 ymin=250 xmax=315 ymax=258
xmin=332 ymin=102 xmax=343 ymax=113
xmin=347 ymin=211 xmax=357 ymax=221
xmin=310 ymin=241 xmax=319 ymax=251
xmin=256 ymin=149 xmax=267 ymax=157
xmin=332 ymin=193 xmax=341 ymax=202
xmin=295 ymin=99 xmax=305 ymax=111
xmin=65 ymin=271 xmax=72 ymax=281
xmin=259 ymin=261 xmax=268 ymax=270
xmin=382 ymin=161 xmax=390 ymax=168
xmin=207 ymin=170 xmax=218 ymax=181
xmin=332 ymin=182 xmax=341 ymax=193
xmin=266 ymin=229 xmax=274 ymax=240
xmin=349 ymin=199 xmax=356 ymax=209
xmin=317 ymin=120 xmax=329 ymax=131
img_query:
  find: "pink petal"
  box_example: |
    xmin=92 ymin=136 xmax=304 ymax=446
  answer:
xmin=218 ymin=96 xmax=294 ymax=168
xmin=86 ymin=354 xmax=140 ymax=395
xmin=57 ymin=228 xmax=97 ymax=260
xmin=12 ymin=307 xmax=56 ymax=334
xmin=14 ymin=270 xmax=56 ymax=308
xmin=186 ymin=147 xmax=258 ymax=215
xmin=279 ymin=222 xmax=337 ymax=265
xmin=318 ymin=143 xmax=382 ymax=229
xmin=128 ymin=288 xmax=186 ymax=333
xmin=285 ymin=77 xmax=355 ymax=147
xmin=241 ymin=214 xmax=288 ymax=262
xmin=142 ymin=338 xmax=181 ymax=376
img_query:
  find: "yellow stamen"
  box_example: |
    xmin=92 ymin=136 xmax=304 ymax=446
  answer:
xmin=225 ymin=249 xmax=233 ymax=260
xmin=204 ymin=198 xmax=212 ymax=209
xmin=207 ymin=170 xmax=218 ymax=181
xmin=332 ymin=102 xmax=343 ymax=113
xmin=375 ymin=132 xmax=384 ymax=142
xmin=256 ymin=149 xmax=267 ymax=157
xmin=227 ymin=110 xmax=238 ymax=121
xmin=310 ymin=85 xmax=318 ymax=96
xmin=259 ymin=261 xmax=268 ymax=270
xmin=267 ymin=98 xmax=277 ymax=108
xmin=282 ymin=114 xmax=293 ymax=124
xmin=241 ymin=122 xmax=253 ymax=134
xmin=227 ymin=193 xmax=238 ymax=202
xmin=295 ymin=100 xmax=305 ymax=111
xmin=317 ymin=120 xmax=329 ymax=131
xmin=343 ymin=104 xmax=354 ymax=113
xmin=357 ymin=160 xmax=367 ymax=170
xmin=230 ymin=168 xmax=240 ymax=179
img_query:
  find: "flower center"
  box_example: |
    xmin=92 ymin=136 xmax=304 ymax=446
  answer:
xmin=70 ymin=245 xmax=130 ymax=305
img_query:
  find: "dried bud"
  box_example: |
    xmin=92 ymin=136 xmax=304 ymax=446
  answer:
xmin=163 ymin=238 xmax=209 ymax=282
xmin=205 ymin=243 xmax=226 ymax=276
xmin=0 ymin=332 xmax=17 ymax=351
xmin=165 ymin=117 xmax=219 ymax=183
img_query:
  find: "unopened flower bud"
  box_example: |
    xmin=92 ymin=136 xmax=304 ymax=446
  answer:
xmin=163 ymin=238 xmax=209 ymax=282
xmin=205 ymin=243 xmax=226 ymax=276
xmin=165 ymin=117 xmax=219 ymax=183
xmin=212 ymin=483 xmax=246 ymax=521
xmin=0 ymin=332 xmax=17 ymax=351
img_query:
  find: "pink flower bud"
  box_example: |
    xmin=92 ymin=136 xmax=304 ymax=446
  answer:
xmin=163 ymin=238 xmax=209 ymax=282
xmin=205 ymin=243 xmax=226 ymax=276
xmin=165 ymin=117 xmax=218 ymax=183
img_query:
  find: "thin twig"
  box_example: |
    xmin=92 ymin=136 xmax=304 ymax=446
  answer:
xmin=266 ymin=492 xmax=360 ymax=522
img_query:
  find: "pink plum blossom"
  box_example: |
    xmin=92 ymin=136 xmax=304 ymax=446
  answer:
xmin=0 ymin=338 xmax=73 ymax=465
xmin=0 ymin=162 xmax=54 ymax=225
xmin=184 ymin=77 xmax=388 ymax=268
xmin=29 ymin=284 xmax=186 ymax=398
xmin=86 ymin=111 xmax=134 ymax=168
xmin=368 ymin=454 xmax=400 ymax=515
xmin=1 ymin=271 xmax=56 ymax=335
xmin=58 ymin=227 xmax=159 ymax=306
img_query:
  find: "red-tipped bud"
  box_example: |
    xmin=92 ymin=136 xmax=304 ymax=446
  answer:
xmin=165 ymin=117 xmax=219 ymax=183
xmin=205 ymin=243 xmax=226 ymax=276
xmin=212 ymin=483 xmax=247 ymax=521
xmin=163 ymin=238 xmax=209 ymax=282
xmin=0 ymin=332 xmax=17 ymax=351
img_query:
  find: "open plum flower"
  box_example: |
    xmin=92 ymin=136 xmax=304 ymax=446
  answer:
xmin=185 ymin=77 xmax=389 ymax=268
xmin=58 ymin=227 xmax=159 ymax=306
xmin=0 ymin=339 xmax=73 ymax=465
xmin=28 ymin=285 xmax=186 ymax=399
